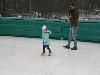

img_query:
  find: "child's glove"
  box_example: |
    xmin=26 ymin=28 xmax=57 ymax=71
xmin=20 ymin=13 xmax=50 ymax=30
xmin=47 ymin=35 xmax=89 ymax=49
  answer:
xmin=49 ymin=31 xmax=51 ymax=34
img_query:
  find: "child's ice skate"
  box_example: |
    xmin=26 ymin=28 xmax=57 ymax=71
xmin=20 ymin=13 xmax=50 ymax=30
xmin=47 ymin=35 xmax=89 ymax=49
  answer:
xmin=48 ymin=53 xmax=52 ymax=56
xmin=41 ymin=53 xmax=45 ymax=56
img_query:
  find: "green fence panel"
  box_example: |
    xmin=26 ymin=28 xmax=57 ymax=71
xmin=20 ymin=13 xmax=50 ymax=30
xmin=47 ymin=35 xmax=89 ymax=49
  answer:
xmin=77 ymin=20 xmax=100 ymax=42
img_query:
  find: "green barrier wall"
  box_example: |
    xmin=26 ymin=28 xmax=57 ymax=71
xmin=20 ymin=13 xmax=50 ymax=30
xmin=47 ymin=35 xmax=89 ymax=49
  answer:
xmin=0 ymin=17 xmax=63 ymax=39
xmin=77 ymin=20 xmax=100 ymax=42
xmin=0 ymin=17 xmax=100 ymax=43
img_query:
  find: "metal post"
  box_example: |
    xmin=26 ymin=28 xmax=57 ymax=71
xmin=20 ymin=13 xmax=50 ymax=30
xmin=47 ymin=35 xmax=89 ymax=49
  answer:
xmin=89 ymin=0 xmax=92 ymax=20
xmin=30 ymin=0 xmax=32 ymax=17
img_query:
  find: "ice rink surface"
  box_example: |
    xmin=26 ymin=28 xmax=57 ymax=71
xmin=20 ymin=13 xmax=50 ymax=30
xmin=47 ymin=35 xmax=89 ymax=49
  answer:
xmin=0 ymin=36 xmax=100 ymax=75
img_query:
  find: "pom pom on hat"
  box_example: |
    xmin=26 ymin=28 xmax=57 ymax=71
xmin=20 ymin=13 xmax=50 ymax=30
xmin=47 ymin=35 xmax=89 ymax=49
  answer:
xmin=42 ymin=25 xmax=46 ymax=29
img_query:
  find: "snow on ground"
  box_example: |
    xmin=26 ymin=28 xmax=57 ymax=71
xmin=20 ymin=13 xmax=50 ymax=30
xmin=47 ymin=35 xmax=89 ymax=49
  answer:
xmin=0 ymin=36 xmax=100 ymax=75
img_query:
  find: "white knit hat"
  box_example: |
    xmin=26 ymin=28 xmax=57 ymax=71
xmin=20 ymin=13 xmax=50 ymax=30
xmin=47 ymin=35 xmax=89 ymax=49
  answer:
xmin=42 ymin=25 xmax=46 ymax=32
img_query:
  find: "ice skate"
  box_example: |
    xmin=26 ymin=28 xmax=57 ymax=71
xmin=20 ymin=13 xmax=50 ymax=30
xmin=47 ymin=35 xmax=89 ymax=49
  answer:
xmin=71 ymin=47 xmax=77 ymax=50
xmin=48 ymin=53 xmax=52 ymax=56
xmin=41 ymin=53 xmax=45 ymax=56
xmin=63 ymin=45 xmax=70 ymax=49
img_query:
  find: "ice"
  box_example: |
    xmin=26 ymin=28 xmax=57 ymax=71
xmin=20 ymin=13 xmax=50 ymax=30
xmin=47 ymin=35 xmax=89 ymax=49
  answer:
xmin=0 ymin=36 xmax=100 ymax=75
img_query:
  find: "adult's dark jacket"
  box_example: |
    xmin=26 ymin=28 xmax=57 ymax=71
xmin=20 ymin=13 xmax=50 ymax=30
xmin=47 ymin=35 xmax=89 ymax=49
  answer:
xmin=69 ymin=9 xmax=79 ymax=26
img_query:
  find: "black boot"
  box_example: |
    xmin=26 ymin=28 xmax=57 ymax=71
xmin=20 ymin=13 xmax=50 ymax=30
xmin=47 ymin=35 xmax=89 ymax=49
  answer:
xmin=71 ymin=47 xmax=77 ymax=50
xmin=63 ymin=45 xmax=70 ymax=49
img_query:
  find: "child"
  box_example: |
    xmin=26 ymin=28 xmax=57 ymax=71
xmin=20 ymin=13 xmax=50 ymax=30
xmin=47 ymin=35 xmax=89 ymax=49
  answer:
xmin=41 ymin=25 xmax=52 ymax=56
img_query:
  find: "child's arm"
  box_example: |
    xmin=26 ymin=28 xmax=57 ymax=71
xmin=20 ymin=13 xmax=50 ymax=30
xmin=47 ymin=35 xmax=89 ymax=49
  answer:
xmin=46 ymin=30 xmax=51 ymax=34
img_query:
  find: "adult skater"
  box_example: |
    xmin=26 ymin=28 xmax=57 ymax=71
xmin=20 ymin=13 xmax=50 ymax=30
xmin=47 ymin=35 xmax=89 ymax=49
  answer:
xmin=63 ymin=3 xmax=79 ymax=50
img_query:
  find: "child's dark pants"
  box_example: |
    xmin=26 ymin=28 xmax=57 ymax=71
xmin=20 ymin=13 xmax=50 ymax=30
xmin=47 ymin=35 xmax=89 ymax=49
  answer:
xmin=43 ymin=45 xmax=51 ymax=53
